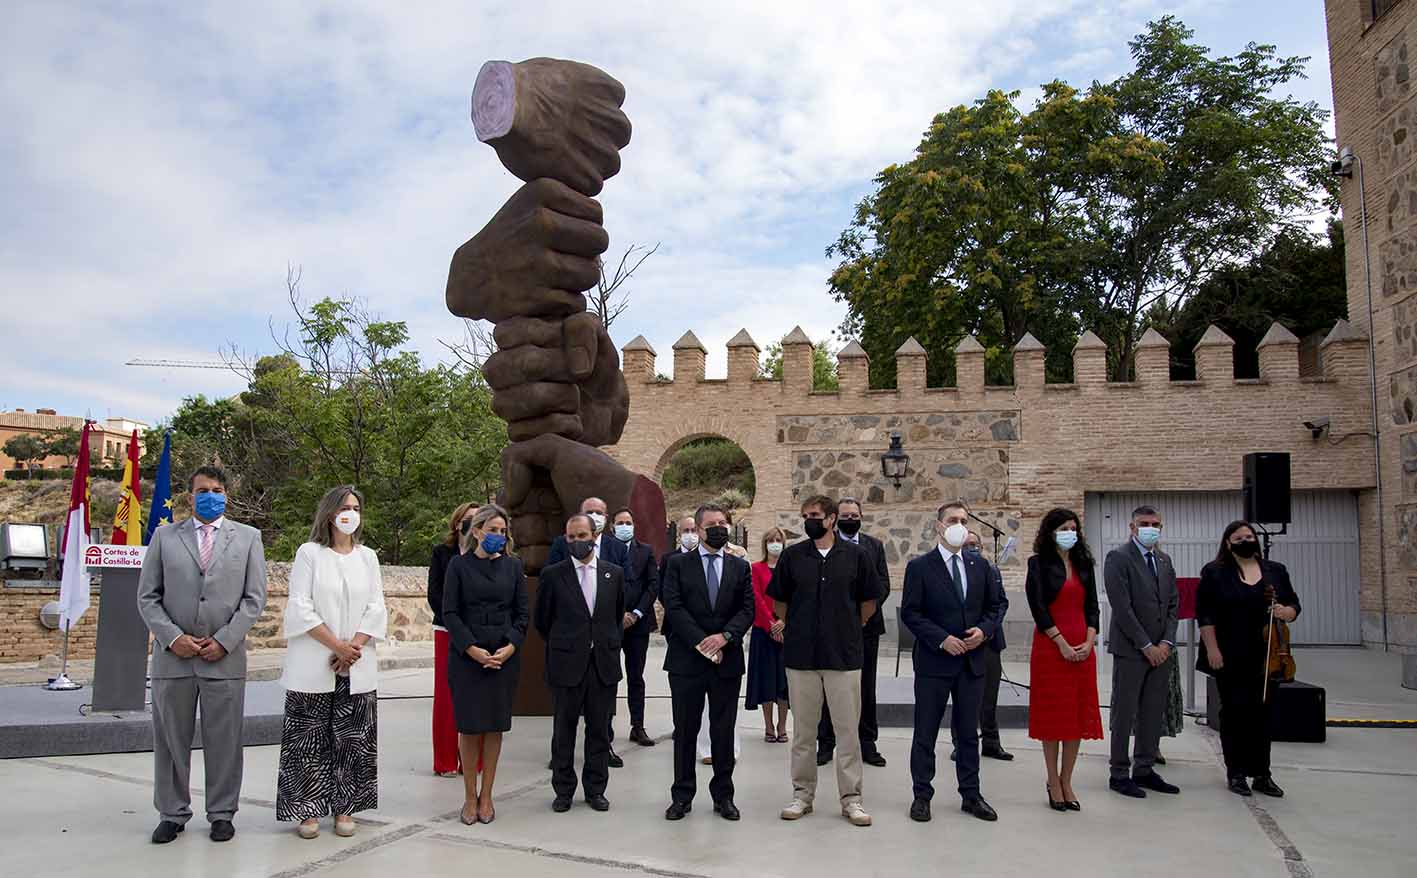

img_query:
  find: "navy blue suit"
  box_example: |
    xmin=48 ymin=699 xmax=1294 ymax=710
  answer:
xmin=901 ymin=547 xmax=1005 ymax=802
xmin=618 ymin=538 xmax=659 ymax=730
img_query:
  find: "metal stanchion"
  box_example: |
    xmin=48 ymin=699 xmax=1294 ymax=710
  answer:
xmin=44 ymin=621 xmax=83 ymax=691
xmin=1184 ymin=618 xmax=1200 ymax=715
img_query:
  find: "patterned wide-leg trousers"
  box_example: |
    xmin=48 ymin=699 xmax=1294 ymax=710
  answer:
xmin=277 ymin=676 xmax=378 ymax=821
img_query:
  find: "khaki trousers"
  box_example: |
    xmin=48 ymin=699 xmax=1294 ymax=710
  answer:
xmin=786 ymin=668 xmax=862 ymax=807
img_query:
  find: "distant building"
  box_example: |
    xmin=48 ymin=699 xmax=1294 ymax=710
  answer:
xmin=0 ymin=409 xmax=148 ymax=475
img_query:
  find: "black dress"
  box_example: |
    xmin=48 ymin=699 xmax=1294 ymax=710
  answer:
xmin=443 ymin=553 xmax=529 ymax=734
xmin=1195 ymin=558 xmax=1301 ymax=780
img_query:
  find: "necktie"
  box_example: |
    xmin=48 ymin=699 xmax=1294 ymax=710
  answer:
xmin=950 ymin=554 xmax=965 ymax=603
xmin=1146 ymin=551 xmax=1158 ymax=580
xmin=199 ymin=524 xmax=214 ymax=573
xmin=579 ymin=563 xmax=595 ymax=613
xmin=705 ymin=553 xmax=720 ymax=605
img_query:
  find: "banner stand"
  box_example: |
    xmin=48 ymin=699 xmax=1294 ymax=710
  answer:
xmin=43 ymin=622 xmax=82 ymax=691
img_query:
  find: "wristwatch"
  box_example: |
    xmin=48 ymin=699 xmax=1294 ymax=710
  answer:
xmin=722 ymin=631 xmax=734 ymax=643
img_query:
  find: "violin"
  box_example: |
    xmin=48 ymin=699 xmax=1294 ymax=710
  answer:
xmin=1261 ymin=582 xmax=1296 ymax=699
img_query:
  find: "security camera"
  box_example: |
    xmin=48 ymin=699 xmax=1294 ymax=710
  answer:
xmin=1331 ymin=147 xmax=1356 ymax=178
xmin=1303 ymin=416 xmax=1330 ymax=440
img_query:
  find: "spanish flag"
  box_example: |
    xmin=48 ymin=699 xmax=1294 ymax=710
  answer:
xmin=111 ymin=429 xmax=143 ymax=545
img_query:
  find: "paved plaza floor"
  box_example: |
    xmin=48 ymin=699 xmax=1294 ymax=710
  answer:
xmin=2 ymin=645 xmax=1414 ymax=878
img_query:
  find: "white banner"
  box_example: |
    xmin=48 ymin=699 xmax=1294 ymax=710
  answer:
xmin=57 ymin=504 xmax=90 ymax=629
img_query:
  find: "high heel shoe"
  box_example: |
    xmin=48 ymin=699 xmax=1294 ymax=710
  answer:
xmin=459 ymin=805 xmax=478 ymax=825
xmin=478 ymin=804 xmax=496 ymax=824
xmin=1046 ymin=785 xmax=1067 ymax=812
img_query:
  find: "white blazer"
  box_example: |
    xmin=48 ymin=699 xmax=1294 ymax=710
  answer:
xmin=281 ymin=542 xmax=388 ymax=695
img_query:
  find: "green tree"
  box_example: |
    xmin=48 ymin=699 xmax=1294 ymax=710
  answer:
xmin=1151 ymin=219 xmax=1347 ymax=378
xmin=44 ymin=427 xmax=81 ymax=466
xmin=830 ymin=17 xmax=1335 ymax=382
xmin=3 ymin=433 xmax=47 ymax=475
xmin=759 ymin=340 xmax=841 ymax=391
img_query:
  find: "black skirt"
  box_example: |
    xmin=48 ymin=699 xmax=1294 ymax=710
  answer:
xmin=447 ymin=649 xmax=521 ymax=734
xmin=744 ymin=627 xmax=788 ymax=709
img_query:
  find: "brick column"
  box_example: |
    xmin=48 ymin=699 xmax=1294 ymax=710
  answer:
xmin=672 ymin=330 xmax=706 ymax=382
xmin=837 ymin=340 xmax=870 ymax=396
xmin=782 ymin=326 xmax=813 ymax=395
xmin=1013 ymin=332 xmax=1046 ymax=391
xmin=1073 ymin=330 xmax=1108 ymax=386
xmin=896 ymin=336 xmax=927 ymax=395
xmin=1257 ymin=322 xmax=1300 ymax=381
xmin=955 ymin=334 xmax=985 ymax=391
xmin=726 ymin=328 xmax=760 ymax=385
xmin=1193 ymin=324 xmax=1235 ymax=383
xmin=621 ymin=335 xmax=656 ymax=383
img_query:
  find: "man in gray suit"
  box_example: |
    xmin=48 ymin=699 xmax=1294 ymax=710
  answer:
xmin=1104 ymin=505 xmax=1180 ymax=798
xmin=137 ymin=465 xmax=268 ymax=843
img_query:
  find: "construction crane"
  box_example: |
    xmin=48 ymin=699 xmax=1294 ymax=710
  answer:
xmin=125 ymin=358 xmax=230 ymax=369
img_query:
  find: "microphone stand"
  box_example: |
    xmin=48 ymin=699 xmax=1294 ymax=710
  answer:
xmin=965 ymin=510 xmax=1005 ymax=564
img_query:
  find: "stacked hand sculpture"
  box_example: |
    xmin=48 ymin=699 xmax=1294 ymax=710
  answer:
xmin=447 ymin=58 xmax=665 ymax=572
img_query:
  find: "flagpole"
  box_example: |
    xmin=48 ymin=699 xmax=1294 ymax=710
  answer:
xmin=45 ymin=621 xmax=82 ymax=691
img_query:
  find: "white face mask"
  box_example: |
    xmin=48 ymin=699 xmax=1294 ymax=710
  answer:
xmin=334 ymin=510 xmax=361 ymax=536
xmin=766 ymin=542 xmax=784 ymax=556
xmin=941 ymin=522 xmax=968 ymax=548
xmin=680 ymin=532 xmax=700 ymax=551
xmin=587 ymin=511 xmax=606 ymax=533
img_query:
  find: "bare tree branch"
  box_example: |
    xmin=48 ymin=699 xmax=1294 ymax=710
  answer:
xmin=589 ymin=242 xmax=658 ymax=330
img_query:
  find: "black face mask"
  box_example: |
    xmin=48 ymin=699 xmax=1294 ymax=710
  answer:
xmin=1230 ymin=540 xmax=1260 ymax=559
xmin=802 ymin=517 xmax=828 ymax=540
xmin=460 ymin=520 xmax=473 ymax=535
xmin=569 ymin=539 xmax=596 ymax=561
xmin=838 ymin=519 xmax=862 ymax=536
xmin=704 ymin=525 xmax=730 ymax=549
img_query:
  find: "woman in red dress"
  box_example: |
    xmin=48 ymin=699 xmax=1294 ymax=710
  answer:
xmin=1025 ymin=507 xmax=1103 ymax=812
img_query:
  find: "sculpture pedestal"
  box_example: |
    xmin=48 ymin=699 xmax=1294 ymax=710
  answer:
xmin=513 ymin=574 xmax=553 ymax=716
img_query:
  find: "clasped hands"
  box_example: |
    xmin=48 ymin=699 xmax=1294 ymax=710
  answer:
xmin=171 ymin=633 xmax=227 ymax=662
xmin=696 ymin=633 xmax=729 ymax=660
xmin=941 ymin=627 xmax=987 ymax=656
xmin=326 ymin=639 xmax=365 ymax=674
xmin=1142 ymin=642 xmax=1172 ymax=668
xmin=467 ymin=643 xmax=517 ymax=670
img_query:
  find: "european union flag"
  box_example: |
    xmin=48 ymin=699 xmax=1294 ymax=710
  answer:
xmin=144 ymin=430 xmax=174 ymax=544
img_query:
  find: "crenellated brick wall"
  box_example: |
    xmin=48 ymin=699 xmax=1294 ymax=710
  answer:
xmin=607 ymin=321 xmax=1392 ymax=648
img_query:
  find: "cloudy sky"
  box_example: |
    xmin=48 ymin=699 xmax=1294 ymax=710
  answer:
xmin=1 ymin=0 xmax=1338 ymax=425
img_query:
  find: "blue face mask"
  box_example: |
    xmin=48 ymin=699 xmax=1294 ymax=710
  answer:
xmin=1054 ymin=529 xmax=1079 ymax=551
xmin=1136 ymin=526 xmax=1161 ymax=548
xmin=614 ymin=523 xmax=634 ymax=542
xmin=194 ymin=491 xmax=226 ymax=522
xmin=480 ymin=533 xmax=507 ymax=555
xmin=963 ymin=546 xmax=983 ymax=560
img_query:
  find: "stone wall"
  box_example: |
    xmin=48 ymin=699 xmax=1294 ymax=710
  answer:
xmin=608 ymin=318 xmax=1382 ymax=642
xmin=0 ymin=563 xmax=435 ymax=664
xmin=1327 ymin=0 xmax=1417 ymax=661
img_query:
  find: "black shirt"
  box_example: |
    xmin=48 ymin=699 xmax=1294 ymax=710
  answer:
xmin=427 ymin=542 xmax=463 ymax=628
xmin=766 ymin=537 xmax=874 ymax=671
xmin=1196 ymin=558 xmax=1301 ymax=673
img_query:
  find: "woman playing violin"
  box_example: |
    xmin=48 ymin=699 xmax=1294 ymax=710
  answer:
xmin=1196 ymin=521 xmax=1301 ymax=798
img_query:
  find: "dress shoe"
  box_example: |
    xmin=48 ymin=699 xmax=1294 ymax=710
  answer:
xmin=909 ymin=798 xmax=932 ymax=822
xmin=209 ymin=820 xmax=235 ymax=842
xmin=713 ymin=799 xmax=741 ymax=821
xmin=982 ymin=745 xmax=1014 ymax=761
xmin=547 ymin=758 xmax=554 ymax=771
xmin=1251 ymin=776 xmax=1285 ymax=798
xmin=949 ymin=748 xmax=958 ymax=762
xmin=151 ymin=821 xmax=183 ymax=844
xmin=1064 ymin=799 xmax=1081 ymax=812
xmin=1135 ymin=771 xmax=1180 ymax=795
xmin=586 ymin=794 xmax=611 ymax=812
xmin=816 ymin=750 xmax=832 ymax=766
xmin=664 ymin=801 xmax=692 ymax=820
xmin=608 ymin=748 xmax=624 ymax=768
xmin=552 ymin=796 xmax=573 ymax=812
xmin=1109 ymin=777 xmax=1147 ymax=798
xmin=1227 ymin=776 xmax=1253 ymax=797
xmin=1154 ymin=753 xmax=1167 ymax=766
xmin=863 ymin=751 xmax=888 ymax=768
xmin=961 ymin=797 xmax=997 ymax=822
xmin=1046 ymin=785 xmax=1067 ymax=812
xmin=630 ymin=726 xmax=656 ymax=746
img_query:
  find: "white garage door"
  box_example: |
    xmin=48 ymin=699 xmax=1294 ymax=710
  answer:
xmin=1083 ymin=490 xmax=1361 ymax=645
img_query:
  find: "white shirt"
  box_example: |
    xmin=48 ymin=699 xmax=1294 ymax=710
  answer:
xmin=573 ymin=553 xmax=598 ymax=612
xmin=937 ymin=543 xmax=968 ymax=600
xmin=281 ymin=542 xmax=388 ymax=694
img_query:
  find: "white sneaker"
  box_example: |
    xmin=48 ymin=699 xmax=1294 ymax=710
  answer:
xmin=842 ymin=802 xmax=873 ymax=826
xmin=779 ymin=799 xmax=813 ymax=820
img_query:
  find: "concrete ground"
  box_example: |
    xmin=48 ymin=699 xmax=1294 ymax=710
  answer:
xmin=2 ymin=644 xmax=1414 ymax=878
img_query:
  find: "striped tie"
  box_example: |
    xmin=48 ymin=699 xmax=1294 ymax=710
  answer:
xmin=199 ymin=524 xmax=214 ymax=573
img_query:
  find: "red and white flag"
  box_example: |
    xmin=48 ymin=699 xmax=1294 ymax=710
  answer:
xmin=58 ymin=422 xmax=93 ymax=630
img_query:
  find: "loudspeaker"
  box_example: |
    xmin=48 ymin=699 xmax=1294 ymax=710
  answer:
xmin=1243 ymin=452 xmax=1291 ymax=524
xmin=1204 ymin=677 xmax=1326 ymax=744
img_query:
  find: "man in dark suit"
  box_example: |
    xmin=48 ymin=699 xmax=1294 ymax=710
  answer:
xmin=951 ymin=529 xmax=1013 ymax=761
xmin=534 ymin=514 xmax=625 ymax=813
xmin=1104 ymin=505 xmax=1181 ymax=798
xmin=611 ymin=506 xmax=659 ymax=746
xmin=901 ymin=501 xmax=1005 ymax=823
xmin=545 ymin=495 xmax=629 ymax=767
xmin=818 ymin=497 xmax=891 ymax=768
xmin=660 ymin=503 xmax=755 ymax=820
